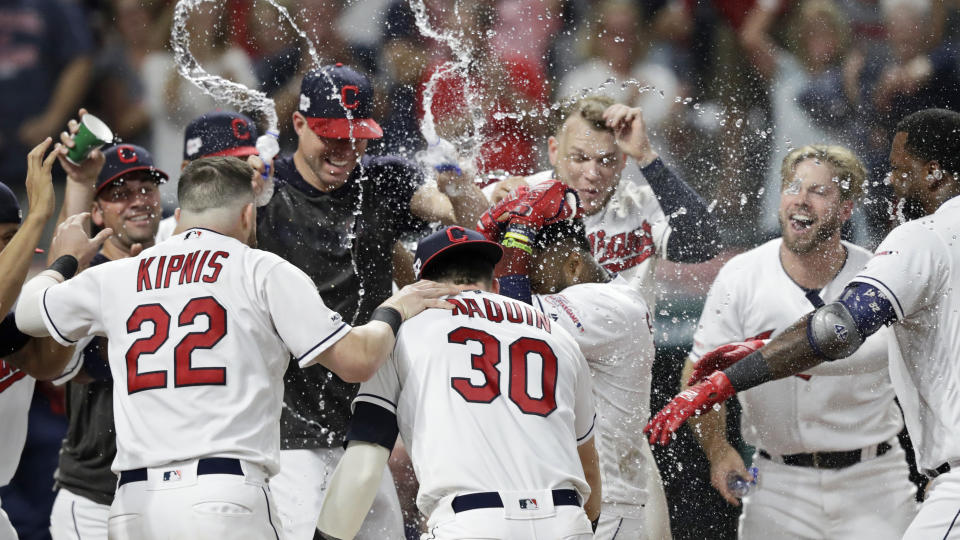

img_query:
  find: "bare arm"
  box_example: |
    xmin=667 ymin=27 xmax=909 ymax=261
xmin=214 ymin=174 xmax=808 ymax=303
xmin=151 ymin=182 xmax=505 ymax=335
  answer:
xmin=577 ymin=438 xmax=602 ymax=523
xmin=410 ymin=173 xmax=488 ymax=227
xmin=6 ymin=337 xmax=75 ymax=381
xmin=682 ymin=358 xmax=748 ymax=506
xmin=0 ymin=139 xmax=58 ymax=314
xmin=316 ymin=441 xmax=391 ymax=539
xmin=739 ymin=1 xmax=781 ymax=80
xmin=51 ymin=109 xmax=106 ymax=246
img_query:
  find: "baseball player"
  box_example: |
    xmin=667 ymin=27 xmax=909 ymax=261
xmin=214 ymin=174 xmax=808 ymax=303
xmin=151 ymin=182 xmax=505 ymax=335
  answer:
xmin=0 ymin=139 xmax=70 ymax=540
xmin=645 ymin=108 xmax=960 ymax=539
xmin=155 ymin=110 xmax=265 ymax=242
xmin=258 ymin=64 xmax=488 ymax=539
xmin=483 ymin=97 xmax=718 ymax=306
xmin=317 ymin=225 xmax=601 ymax=540
xmin=15 ymin=156 xmax=457 ymax=540
xmin=46 ymin=142 xmax=168 ymax=540
xmin=478 ymin=181 xmax=670 ymax=538
xmin=682 ymin=144 xmax=916 ymax=538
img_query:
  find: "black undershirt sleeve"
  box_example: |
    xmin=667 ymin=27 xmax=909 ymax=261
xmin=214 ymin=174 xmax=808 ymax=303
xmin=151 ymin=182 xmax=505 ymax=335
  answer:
xmin=641 ymin=158 xmax=720 ymax=263
xmin=0 ymin=312 xmax=31 ymax=358
xmin=344 ymin=401 xmax=400 ymax=451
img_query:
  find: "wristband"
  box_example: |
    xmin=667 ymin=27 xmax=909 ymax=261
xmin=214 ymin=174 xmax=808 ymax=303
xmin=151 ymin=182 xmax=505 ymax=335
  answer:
xmin=501 ymin=237 xmax=532 ymax=254
xmin=722 ymin=351 xmax=772 ymax=392
xmin=371 ymin=306 xmax=402 ymax=336
xmin=503 ymin=231 xmax=531 ymax=243
xmin=591 ymin=515 xmax=600 ymax=533
xmin=48 ymin=255 xmax=79 ymax=280
xmin=435 ymin=164 xmax=462 ymax=176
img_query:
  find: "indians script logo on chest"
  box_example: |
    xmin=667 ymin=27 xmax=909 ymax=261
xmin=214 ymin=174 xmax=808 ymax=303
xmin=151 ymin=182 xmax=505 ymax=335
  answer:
xmin=588 ymin=222 xmax=655 ymax=273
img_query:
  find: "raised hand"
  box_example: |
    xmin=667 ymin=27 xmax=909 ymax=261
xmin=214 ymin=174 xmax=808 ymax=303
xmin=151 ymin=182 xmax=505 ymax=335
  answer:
xmin=477 ymin=179 xmax=581 ymax=241
xmin=25 ymin=138 xmax=58 ymax=222
xmin=49 ymin=212 xmax=113 ymax=269
xmin=644 ymin=371 xmax=737 ymax=446
xmin=57 ymin=108 xmax=107 ymax=187
xmin=688 ymin=340 xmax=767 ymax=386
xmin=602 ymin=104 xmax=657 ymax=167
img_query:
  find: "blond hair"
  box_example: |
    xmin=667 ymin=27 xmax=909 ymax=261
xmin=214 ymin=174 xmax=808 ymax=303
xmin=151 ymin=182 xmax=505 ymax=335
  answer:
xmin=780 ymin=144 xmax=867 ymax=201
xmin=551 ymin=95 xmax=616 ymax=137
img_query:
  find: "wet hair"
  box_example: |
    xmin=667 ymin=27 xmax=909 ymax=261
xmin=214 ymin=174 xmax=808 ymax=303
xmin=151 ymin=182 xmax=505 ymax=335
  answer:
xmin=550 ymin=95 xmax=617 ymax=137
xmin=895 ymin=108 xmax=960 ymax=176
xmin=780 ymin=144 xmax=867 ymax=201
xmin=532 ymin=219 xmax=591 ymax=253
xmin=420 ymin=252 xmax=495 ymax=286
xmin=178 ymin=156 xmax=254 ymax=212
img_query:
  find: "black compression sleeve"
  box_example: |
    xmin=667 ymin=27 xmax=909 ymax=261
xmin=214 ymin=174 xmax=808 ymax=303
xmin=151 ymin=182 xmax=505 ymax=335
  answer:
xmin=722 ymin=351 xmax=773 ymax=392
xmin=344 ymin=401 xmax=400 ymax=450
xmin=0 ymin=312 xmax=31 ymax=357
xmin=641 ymin=158 xmax=720 ymax=263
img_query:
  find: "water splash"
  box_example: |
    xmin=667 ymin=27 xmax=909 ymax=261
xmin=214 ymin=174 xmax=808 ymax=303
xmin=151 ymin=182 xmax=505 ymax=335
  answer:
xmin=171 ymin=0 xmax=321 ymax=133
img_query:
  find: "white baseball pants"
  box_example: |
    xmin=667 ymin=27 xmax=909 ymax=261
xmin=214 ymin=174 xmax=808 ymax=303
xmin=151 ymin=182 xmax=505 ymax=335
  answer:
xmin=739 ymin=443 xmax=917 ymax=539
xmin=423 ymin=491 xmax=593 ymax=540
xmin=903 ymin=469 xmax=960 ymax=539
xmin=107 ymin=459 xmax=282 ymax=540
xmin=50 ymin=488 xmax=110 ymax=540
xmin=271 ymin=447 xmax=404 ymax=540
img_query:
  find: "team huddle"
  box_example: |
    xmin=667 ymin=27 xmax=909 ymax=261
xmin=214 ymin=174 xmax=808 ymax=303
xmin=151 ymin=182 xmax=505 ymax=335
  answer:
xmin=0 ymin=62 xmax=958 ymax=540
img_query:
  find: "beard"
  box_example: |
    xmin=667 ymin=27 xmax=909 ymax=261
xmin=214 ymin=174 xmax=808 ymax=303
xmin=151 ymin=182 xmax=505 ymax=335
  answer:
xmin=780 ymin=212 xmax=843 ymax=255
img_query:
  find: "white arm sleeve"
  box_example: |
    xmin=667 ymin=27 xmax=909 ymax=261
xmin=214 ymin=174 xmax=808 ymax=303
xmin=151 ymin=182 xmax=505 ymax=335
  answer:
xmin=573 ymin=347 xmax=597 ymax=445
xmin=15 ymin=271 xmax=63 ymax=338
xmin=316 ymin=441 xmax=391 ymax=539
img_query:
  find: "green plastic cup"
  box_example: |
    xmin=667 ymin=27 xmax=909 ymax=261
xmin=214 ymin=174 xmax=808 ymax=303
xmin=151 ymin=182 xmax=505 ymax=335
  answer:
xmin=66 ymin=114 xmax=114 ymax=164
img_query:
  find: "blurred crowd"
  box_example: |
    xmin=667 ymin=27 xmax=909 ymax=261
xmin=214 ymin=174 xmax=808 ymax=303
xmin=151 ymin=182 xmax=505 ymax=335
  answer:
xmin=0 ymin=0 xmax=957 ymax=538
xmin=1 ymin=0 xmax=958 ymax=246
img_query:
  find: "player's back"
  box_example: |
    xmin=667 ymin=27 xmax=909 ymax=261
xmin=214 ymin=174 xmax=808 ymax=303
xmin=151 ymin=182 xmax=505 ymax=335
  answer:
xmin=45 ymin=229 xmax=317 ymax=476
xmin=390 ymin=290 xmax=595 ymax=516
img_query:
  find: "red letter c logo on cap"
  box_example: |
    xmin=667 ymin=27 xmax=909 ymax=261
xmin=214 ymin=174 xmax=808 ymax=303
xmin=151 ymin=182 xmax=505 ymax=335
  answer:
xmin=231 ymin=118 xmax=251 ymax=140
xmin=340 ymin=85 xmax=359 ymax=110
xmin=447 ymin=226 xmax=468 ymax=243
xmin=117 ymin=145 xmax=137 ymax=164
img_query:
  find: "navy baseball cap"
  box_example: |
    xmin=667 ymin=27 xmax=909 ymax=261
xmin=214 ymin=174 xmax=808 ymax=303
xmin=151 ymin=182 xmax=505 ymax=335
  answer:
xmin=183 ymin=111 xmax=259 ymax=160
xmin=0 ymin=181 xmax=21 ymax=224
xmin=414 ymin=226 xmax=503 ymax=280
xmin=96 ymin=144 xmax=169 ymax=196
xmin=299 ymin=63 xmax=383 ymax=139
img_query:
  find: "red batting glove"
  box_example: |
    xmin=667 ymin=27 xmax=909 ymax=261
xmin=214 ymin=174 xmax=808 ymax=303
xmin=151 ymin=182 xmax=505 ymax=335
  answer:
xmin=688 ymin=340 xmax=767 ymax=386
xmin=644 ymin=371 xmax=737 ymax=446
xmin=476 ymin=180 xmax=582 ymax=241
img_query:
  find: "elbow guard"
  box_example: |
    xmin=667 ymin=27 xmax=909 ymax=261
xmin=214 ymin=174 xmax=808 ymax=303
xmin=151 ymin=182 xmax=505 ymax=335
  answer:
xmin=806 ymin=302 xmax=864 ymax=360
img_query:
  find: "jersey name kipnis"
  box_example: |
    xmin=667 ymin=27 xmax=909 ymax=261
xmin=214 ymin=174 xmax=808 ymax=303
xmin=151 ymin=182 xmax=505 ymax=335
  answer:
xmin=136 ymin=250 xmax=229 ymax=292
xmin=446 ymin=296 xmax=552 ymax=333
xmin=589 ymin=222 xmax=655 ymax=273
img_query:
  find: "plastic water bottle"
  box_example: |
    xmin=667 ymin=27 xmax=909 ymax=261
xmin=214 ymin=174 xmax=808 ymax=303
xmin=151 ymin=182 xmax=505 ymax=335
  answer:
xmin=726 ymin=467 xmax=759 ymax=498
xmin=255 ymin=130 xmax=280 ymax=174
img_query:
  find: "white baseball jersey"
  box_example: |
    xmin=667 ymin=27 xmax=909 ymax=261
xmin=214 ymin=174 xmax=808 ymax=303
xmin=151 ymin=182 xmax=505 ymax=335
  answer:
xmin=0 ymin=359 xmax=34 ymax=486
xmin=485 ymin=170 xmax=671 ymax=306
xmin=691 ymin=239 xmax=903 ymax=455
xmin=532 ymin=275 xmax=655 ymax=518
xmin=36 ymin=228 xmax=351 ymax=476
xmin=354 ymin=290 xmax=596 ymax=517
xmin=853 ymin=195 xmax=960 ymax=471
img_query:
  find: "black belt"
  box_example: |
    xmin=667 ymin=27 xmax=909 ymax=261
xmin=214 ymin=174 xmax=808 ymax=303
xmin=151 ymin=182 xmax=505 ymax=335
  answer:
xmin=451 ymin=489 xmax=580 ymax=513
xmin=759 ymin=441 xmax=892 ymax=470
xmin=118 ymin=457 xmax=243 ymax=487
xmin=923 ymin=462 xmax=952 ymax=479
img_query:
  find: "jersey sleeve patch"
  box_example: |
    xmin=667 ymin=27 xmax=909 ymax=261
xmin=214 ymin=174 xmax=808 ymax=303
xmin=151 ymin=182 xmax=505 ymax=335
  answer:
xmin=344 ymin=400 xmax=400 ymax=450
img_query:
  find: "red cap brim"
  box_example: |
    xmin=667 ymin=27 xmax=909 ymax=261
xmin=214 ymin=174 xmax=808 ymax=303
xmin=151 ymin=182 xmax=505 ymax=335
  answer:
xmin=202 ymin=146 xmax=259 ymax=159
xmin=307 ymin=117 xmax=383 ymax=139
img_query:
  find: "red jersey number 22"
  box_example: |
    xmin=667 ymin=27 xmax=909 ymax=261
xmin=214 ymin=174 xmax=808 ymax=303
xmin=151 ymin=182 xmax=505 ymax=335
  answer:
xmin=125 ymin=297 xmax=227 ymax=394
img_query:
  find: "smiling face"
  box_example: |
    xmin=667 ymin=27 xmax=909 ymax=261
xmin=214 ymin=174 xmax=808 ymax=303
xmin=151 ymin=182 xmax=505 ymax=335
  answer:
xmin=293 ymin=112 xmax=368 ymax=191
xmin=93 ymin=175 xmax=162 ymax=252
xmin=778 ymin=158 xmax=853 ymax=254
xmin=548 ymin=114 xmax=626 ymax=216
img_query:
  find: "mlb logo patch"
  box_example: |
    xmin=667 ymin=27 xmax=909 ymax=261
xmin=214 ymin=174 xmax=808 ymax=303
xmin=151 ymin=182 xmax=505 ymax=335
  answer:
xmin=162 ymin=470 xmax=182 ymax=482
xmin=518 ymin=498 xmax=538 ymax=510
